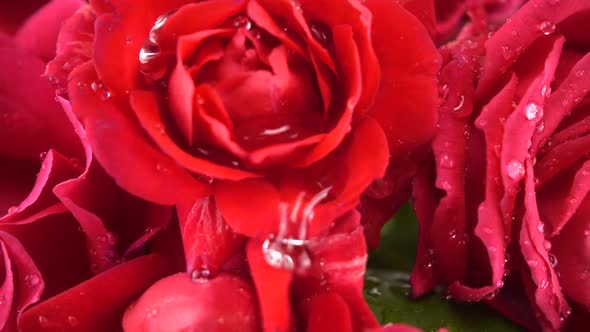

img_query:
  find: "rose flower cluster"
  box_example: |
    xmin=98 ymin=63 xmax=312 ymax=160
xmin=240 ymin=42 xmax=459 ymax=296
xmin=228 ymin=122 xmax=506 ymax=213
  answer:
xmin=0 ymin=0 xmax=588 ymax=331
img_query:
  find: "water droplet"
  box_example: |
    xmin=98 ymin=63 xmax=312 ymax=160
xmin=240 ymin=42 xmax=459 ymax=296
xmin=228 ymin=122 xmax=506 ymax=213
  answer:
xmin=527 ymin=259 xmax=538 ymax=267
xmin=154 ymin=123 xmax=166 ymax=134
xmin=501 ymin=46 xmax=513 ymax=60
xmin=262 ymin=238 xmax=294 ymax=271
xmin=38 ymin=315 xmax=49 ymax=327
xmin=584 ymin=229 xmax=590 ymax=237
xmin=309 ymin=22 xmax=329 ymax=45
xmin=368 ymin=287 xmax=382 ymax=297
xmin=574 ymin=96 xmax=583 ymax=103
xmin=90 ymin=81 xmax=111 ymax=101
xmin=439 ymin=154 xmax=455 ymax=168
xmin=440 ymin=180 xmax=452 ymax=191
xmin=145 ymin=227 xmax=153 ymax=233
xmin=452 ymin=95 xmax=465 ymax=112
xmin=541 ymin=85 xmax=551 ymax=97
xmin=232 ymin=15 xmax=251 ymax=30
xmin=106 ymin=232 xmax=117 ymax=245
xmin=540 ymin=279 xmax=549 ymax=289
xmin=506 ymin=160 xmax=525 ymax=180
xmin=191 ymin=267 xmax=212 ymax=281
xmin=147 ymin=308 xmax=159 ymax=318
xmin=580 ymin=269 xmax=590 ymax=280
xmin=549 ymin=253 xmax=558 ymax=267
xmin=39 ymin=151 xmax=48 ymax=160
xmin=575 ymin=69 xmax=585 ymax=78
xmin=536 ymin=121 xmax=545 ymax=133
xmin=155 ymin=163 xmax=169 ymax=173
xmin=544 ymin=240 xmax=552 ymax=251
xmin=25 ymin=274 xmax=40 ymax=287
xmin=525 ymin=102 xmax=543 ymax=120
xmin=538 ymin=222 xmax=545 ymax=233
xmin=67 ymin=315 xmax=79 ymax=327
xmin=538 ymin=21 xmax=556 ymax=35
xmin=496 ymin=280 xmax=504 ymax=288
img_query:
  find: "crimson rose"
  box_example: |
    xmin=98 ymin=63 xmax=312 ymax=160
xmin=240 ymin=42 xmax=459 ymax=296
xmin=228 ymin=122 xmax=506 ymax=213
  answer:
xmin=411 ymin=0 xmax=590 ymax=331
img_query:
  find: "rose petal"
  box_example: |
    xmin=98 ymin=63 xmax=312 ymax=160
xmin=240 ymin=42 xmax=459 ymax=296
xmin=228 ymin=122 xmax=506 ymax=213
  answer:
xmin=18 ymin=254 xmax=171 ymax=332
xmin=68 ymin=62 xmax=210 ymax=205
xmin=365 ymin=0 xmax=440 ymax=157
xmin=246 ymin=239 xmax=293 ymax=332
xmin=16 ymin=0 xmax=84 ymax=60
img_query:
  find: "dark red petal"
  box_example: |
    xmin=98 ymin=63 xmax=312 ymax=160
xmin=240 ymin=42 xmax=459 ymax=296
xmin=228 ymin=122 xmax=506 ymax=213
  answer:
xmin=396 ymin=0 xmax=436 ymax=39
xmin=15 ymin=0 xmax=84 ymax=60
xmin=176 ymin=196 xmax=245 ymax=275
xmin=531 ymin=52 xmax=590 ymax=154
xmin=0 ymin=150 xmax=78 ymax=224
xmin=18 ymin=254 xmax=171 ymax=332
xmin=68 ymin=63 xmax=210 ymax=205
xmin=477 ymin=0 xmax=590 ymax=98
xmin=122 ymin=273 xmax=259 ymax=332
xmin=306 ymin=293 xmax=353 ymax=332
xmin=3 ymin=209 xmax=91 ymax=299
xmin=0 ymin=0 xmax=47 ymax=34
xmin=247 ymin=239 xmax=293 ymax=332
xmin=214 ymin=179 xmax=281 ymax=237
xmin=0 ymin=35 xmax=82 ymax=160
xmin=499 ymin=36 xmax=563 ymax=229
xmin=0 ymin=231 xmax=43 ymax=332
xmin=551 ymin=196 xmax=590 ymax=308
xmin=129 ymin=90 xmax=258 ymax=180
xmin=520 ymin=161 xmax=570 ymax=331
xmin=364 ymin=0 xmax=440 ymax=157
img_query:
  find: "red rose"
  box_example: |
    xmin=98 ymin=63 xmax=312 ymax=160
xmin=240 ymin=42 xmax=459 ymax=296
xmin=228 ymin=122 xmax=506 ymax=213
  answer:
xmin=411 ymin=0 xmax=590 ymax=330
xmin=0 ymin=4 xmax=187 ymax=330
xmin=43 ymin=0 xmax=440 ymax=330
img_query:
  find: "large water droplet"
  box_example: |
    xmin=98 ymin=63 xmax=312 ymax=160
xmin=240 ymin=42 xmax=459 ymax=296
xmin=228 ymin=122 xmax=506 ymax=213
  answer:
xmin=538 ymin=21 xmax=556 ymax=35
xmin=525 ymin=102 xmax=543 ymax=120
xmin=232 ymin=15 xmax=252 ymax=30
xmin=506 ymin=160 xmax=525 ymax=180
xmin=191 ymin=267 xmax=212 ymax=281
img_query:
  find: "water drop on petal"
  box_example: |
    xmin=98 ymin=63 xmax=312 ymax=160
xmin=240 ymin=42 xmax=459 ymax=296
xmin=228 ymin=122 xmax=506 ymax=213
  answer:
xmin=538 ymin=21 xmax=556 ymax=35
xmin=506 ymin=160 xmax=525 ymax=180
xmin=525 ymin=102 xmax=543 ymax=120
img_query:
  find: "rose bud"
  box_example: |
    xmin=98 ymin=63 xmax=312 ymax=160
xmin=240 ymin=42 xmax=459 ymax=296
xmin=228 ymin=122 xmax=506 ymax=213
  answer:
xmin=122 ymin=272 xmax=259 ymax=332
xmin=410 ymin=0 xmax=590 ymax=330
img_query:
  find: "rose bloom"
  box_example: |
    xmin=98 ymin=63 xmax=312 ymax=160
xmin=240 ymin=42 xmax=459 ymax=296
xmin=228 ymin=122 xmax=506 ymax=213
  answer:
xmin=410 ymin=0 xmax=590 ymax=331
xmin=3 ymin=0 xmax=443 ymax=331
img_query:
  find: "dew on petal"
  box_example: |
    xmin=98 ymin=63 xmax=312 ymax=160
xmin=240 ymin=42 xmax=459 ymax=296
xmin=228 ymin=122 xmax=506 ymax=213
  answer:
xmin=575 ymin=69 xmax=585 ymax=78
xmin=525 ymin=102 xmax=543 ymax=120
xmin=538 ymin=21 xmax=556 ymax=35
xmin=452 ymin=95 xmax=465 ymax=112
xmin=232 ymin=15 xmax=252 ymax=30
xmin=38 ymin=315 xmax=49 ymax=327
xmin=506 ymin=160 xmax=525 ymax=180
xmin=25 ymin=274 xmax=40 ymax=287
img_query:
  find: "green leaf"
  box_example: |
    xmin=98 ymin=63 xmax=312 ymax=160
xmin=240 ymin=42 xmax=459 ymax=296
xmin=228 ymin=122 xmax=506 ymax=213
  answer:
xmin=364 ymin=270 xmax=523 ymax=332
xmin=366 ymin=204 xmax=523 ymax=332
